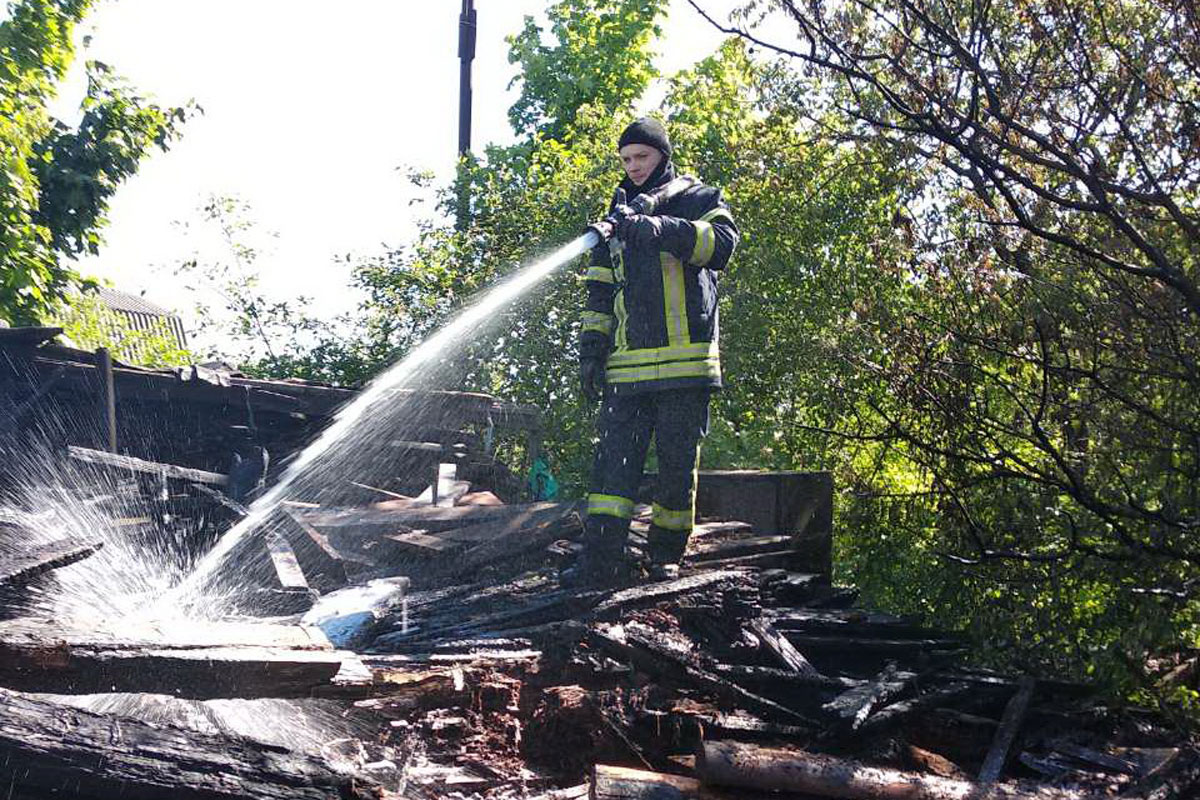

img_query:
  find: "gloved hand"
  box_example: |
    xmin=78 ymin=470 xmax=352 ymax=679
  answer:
xmin=615 ymin=213 xmax=664 ymax=249
xmin=580 ymin=358 xmax=606 ymax=403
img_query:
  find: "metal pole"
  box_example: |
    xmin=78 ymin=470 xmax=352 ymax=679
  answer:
xmin=457 ymin=0 xmax=476 ymax=157
xmin=95 ymin=347 xmax=117 ymax=453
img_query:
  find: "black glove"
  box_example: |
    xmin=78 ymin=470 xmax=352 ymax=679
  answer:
xmin=580 ymin=358 xmax=606 ymax=403
xmin=615 ymin=213 xmax=664 ymax=249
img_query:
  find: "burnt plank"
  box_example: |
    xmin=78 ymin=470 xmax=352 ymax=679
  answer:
xmin=0 ymin=640 xmax=346 ymax=698
xmin=712 ymin=663 xmax=863 ymax=690
xmin=591 ymin=570 xmax=745 ymax=618
xmin=979 ymin=676 xmax=1037 ymax=784
xmin=0 ymin=687 xmax=377 ymax=799
xmin=0 ymin=618 xmax=339 ymax=699
xmin=264 ymin=531 xmax=311 ymax=595
xmin=297 ymin=501 xmax=578 ymax=533
xmin=0 ymin=539 xmax=103 ymax=587
xmin=748 ymin=617 xmax=825 ymax=680
xmin=820 ymin=661 xmax=915 ymax=730
xmin=68 ymin=445 xmax=228 ymax=486
xmin=588 ymin=623 xmax=821 ymax=728
xmin=687 ymin=535 xmax=795 ymax=563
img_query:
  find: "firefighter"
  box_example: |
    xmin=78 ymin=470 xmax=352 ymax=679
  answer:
xmin=570 ymin=117 xmax=739 ymax=585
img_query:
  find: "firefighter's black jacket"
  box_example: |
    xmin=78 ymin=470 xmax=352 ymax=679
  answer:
xmin=580 ymin=163 xmax=738 ymax=394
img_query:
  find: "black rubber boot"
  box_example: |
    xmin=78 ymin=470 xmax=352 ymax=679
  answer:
xmin=645 ymin=525 xmax=690 ymax=581
xmin=561 ymin=515 xmax=631 ymax=588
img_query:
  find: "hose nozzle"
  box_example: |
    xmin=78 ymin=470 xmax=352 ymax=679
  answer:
xmin=585 ymin=176 xmax=697 ymax=243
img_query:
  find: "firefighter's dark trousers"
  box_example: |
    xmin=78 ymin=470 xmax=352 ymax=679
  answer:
xmin=586 ymin=387 xmax=711 ymax=564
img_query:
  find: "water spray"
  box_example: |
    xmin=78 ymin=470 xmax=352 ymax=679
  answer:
xmin=158 ymin=174 xmax=701 ymax=617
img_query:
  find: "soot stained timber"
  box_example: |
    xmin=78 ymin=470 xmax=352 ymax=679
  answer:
xmin=0 ymin=688 xmax=378 ymax=799
xmin=979 ymin=676 xmax=1037 ymax=785
xmin=297 ymin=500 xmax=578 ymax=533
xmin=0 ymin=618 xmax=343 ymax=698
xmin=0 ymin=538 xmax=102 ymax=587
xmin=68 ymin=444 xmax=229 ymax=486
xmin=747 ymin=617 xmax=824 ymax=679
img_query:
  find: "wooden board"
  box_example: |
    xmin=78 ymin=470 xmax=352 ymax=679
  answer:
xmin=0 ymin=687 xmax=377 ymax=799
xmin=0 ymin=539 xmax=102 ymax=587
xmin=297 ymin=501 xmax=578 ymax=533
xmin=68 ymin=445 xmax=229 ymax=486
xmin=0 ymin=618 xmax=342 ymax=699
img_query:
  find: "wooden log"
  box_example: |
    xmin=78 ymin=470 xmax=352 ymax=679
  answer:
xmin=696 ymin=741 xmax=1087 ymax=800
xmin=0 ymin=687 xmax=377 ymax=799
xmin=67 ymin=445 xmax=228 ymax=486
xmin=0 ymin=539 xmax=102 ymax=587
xmin=592 ymin=764 xmax=776 ymax=800
xmin=978 ymin=676 xmax=1037 ymax=784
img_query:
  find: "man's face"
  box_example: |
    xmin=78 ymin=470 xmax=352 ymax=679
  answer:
xmin=619 ymin=143 xmax=663 ymax=187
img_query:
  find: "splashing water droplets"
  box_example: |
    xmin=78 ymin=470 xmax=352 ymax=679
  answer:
xmin=2 ymin=232 xmax=596 ymax=628
xmin=165 ymin=232 xmax=600 ymax=616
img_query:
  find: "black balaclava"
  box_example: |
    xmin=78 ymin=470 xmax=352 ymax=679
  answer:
xmin=617 ymin=117 xmax=675 ymax=198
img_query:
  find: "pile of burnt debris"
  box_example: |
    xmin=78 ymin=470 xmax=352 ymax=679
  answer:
xmin=0 ymin=327 xmax=1196 ymax=799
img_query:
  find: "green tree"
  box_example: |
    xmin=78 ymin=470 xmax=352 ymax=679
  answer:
xmin=0 ymin=0 xmax=187 ymax=325
xmin=507 ymin=0 xmax=667 ymax=140
xmin=704 ymin=0 xmax=1200 ymax=697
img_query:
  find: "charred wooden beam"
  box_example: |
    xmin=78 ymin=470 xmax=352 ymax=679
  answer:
xmin=591 ymin=570 xmax=745 ymax=618
xmin=748 ymin=617 xmax=824 ymax=679
xmin=0 ymin=688 xmax=378 ymax=799
xmin=820 ymin=661 xmax=915 ymax=731
xmin=296 ymin=500 xmax=578 ymax=533
xmin=0 ymin=539 xmax=102 ymax=587
xmin=588 ymin=624 xmax=820 ymax=728
xmin=0 ymin=618 xmax=342 ymax=699
xmin=711 ymin=663 xmax=862 ymax=691
xmin=0 ymin=641 xmax=347 ymax=698
xmin=856 ymin=681 xmax=974 ymax=735
xmin=978 ymin=676 xmax=1037 ymax=784
xmin=0 ymin=365 xmax=66 ymax=433
xmin=686 ymin=535 xmax=794 ymax=563
xmin=68 ymin=445 xmax=228 ymax=486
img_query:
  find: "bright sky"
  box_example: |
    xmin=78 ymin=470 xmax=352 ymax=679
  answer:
xmin=45 ymin=0 xmax=743 ymax=332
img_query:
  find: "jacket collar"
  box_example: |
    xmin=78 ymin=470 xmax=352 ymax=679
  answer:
xmin=619 ymin=159 xmax=676 ymax=204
